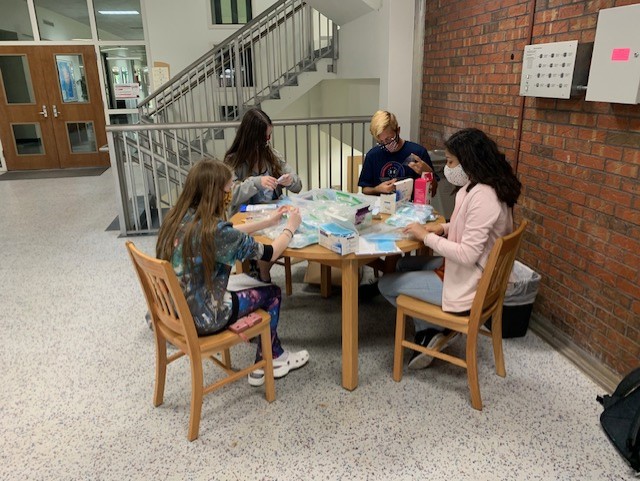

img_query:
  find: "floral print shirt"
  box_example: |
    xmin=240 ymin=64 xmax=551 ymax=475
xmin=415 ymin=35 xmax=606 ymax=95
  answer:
xmin=171 ymin=211 xmax=272 ymax=336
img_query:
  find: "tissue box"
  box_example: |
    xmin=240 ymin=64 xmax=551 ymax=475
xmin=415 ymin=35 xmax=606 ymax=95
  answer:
xmin=380 ymin=178 xmax=414 ymax=214
xmin=379 ymin=193 xmax=397 ymax=215
xmin=318 ymin=222 xmax=359 ymax=255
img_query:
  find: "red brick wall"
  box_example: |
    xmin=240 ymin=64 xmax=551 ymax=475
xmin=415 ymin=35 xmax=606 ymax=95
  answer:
xmin=420 ymin=0 xmax=639 ymax=375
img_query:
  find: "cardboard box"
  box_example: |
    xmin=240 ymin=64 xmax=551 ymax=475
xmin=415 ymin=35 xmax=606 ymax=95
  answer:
xmin=318 ymin=222 xmax=359 ymax=255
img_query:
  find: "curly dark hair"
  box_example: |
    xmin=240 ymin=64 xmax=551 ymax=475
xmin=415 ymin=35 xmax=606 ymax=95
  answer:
xmin=444 ymin=128 xmax=521 ymax=207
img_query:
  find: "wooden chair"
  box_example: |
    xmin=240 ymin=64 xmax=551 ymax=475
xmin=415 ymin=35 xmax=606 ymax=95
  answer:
xmin=347 ymin=155 xmax=363 ymax=193
xmin=393 ymin=221 xmax=528 ymax=410
xmin=126 ymin=241 xmax=275 ymax=441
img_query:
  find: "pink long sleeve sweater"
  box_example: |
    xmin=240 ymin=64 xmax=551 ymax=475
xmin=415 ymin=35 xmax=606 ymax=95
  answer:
xmin=425 ymin=182 xmax=513 ymax=312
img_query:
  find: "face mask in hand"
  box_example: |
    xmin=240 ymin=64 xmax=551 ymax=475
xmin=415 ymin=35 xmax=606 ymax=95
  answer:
xmin=444 ymin=164 xmax=470 ymax=187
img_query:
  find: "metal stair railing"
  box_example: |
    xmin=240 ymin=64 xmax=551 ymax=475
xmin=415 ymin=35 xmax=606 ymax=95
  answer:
xmin=107 ymin=117 xmax=373 ymax=236
xmin=138 ymin=0 xmax=337 ymax=125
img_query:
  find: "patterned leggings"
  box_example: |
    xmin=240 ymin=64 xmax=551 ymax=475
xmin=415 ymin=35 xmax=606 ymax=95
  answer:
xmin=235 ymin=284 xmax=284 ymax=360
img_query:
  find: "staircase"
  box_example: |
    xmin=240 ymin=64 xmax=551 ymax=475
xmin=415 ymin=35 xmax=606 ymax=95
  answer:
xmin=138 ymin=0 xmax=338 ymax=125
xmin=110 ymin=0 xmax=345 ymax=234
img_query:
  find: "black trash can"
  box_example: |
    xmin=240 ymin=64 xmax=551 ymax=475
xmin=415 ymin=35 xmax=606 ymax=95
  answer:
xmin=486 ymin=261 xmax=541 ymax=338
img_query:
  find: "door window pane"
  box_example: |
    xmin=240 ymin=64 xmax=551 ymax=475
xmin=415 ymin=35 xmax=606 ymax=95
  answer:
xmin=34 ymin=0 xmax=92 ymax=41
xmin=210 ymin=0 xmax=252 ymax=25
xmin=100 ymin=46 xmax=149 ymax=109
xmin=0 ymin=55 xmax=35 ymax=104
xmin=12 ymin=124 xmax=45 ymax=155
xmin=0 ymin=1 xmax=34 ymax=40
xmin=56 ymin=55 xmax=88 ymax=103
xmin=66 ymin=122 xmax=97 ymax=153
xmin=94 ymin=0 xmax=144 ymax=41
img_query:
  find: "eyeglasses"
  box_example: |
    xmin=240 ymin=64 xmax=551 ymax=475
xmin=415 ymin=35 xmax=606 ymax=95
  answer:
xmin=377 ymin=134 xmax=398 ymax=147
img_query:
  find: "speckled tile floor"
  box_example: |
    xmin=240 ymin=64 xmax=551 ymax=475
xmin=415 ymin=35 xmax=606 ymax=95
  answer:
xmin=0 ymin=169 xmax=635 ymax=480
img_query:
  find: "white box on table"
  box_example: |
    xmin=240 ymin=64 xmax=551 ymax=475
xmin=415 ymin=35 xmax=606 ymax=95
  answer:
xmin=318 ymin=222 xmax=359 ymax=255
xmin=379 ymin=178 xmax=414 ymax=214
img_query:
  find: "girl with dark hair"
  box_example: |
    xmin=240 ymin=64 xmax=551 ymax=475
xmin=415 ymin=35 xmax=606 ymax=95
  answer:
xmin=224 ymin=108 xmax=303 ymax=282
xmin=156 ymin=159 xmax=309 ymax=386
xmin=224 ymin=108 xmax=302 ymax=214
xmin=378 ymin=128 xmax=522 ymax=369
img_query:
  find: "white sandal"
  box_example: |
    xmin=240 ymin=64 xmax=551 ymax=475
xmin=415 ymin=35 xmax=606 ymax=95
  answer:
xmin=248 ymin=350 xmax=310 ymax=387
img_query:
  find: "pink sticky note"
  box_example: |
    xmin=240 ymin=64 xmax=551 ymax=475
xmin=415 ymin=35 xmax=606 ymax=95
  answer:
xmin=611 ymin=48 xmax=631 ymax=62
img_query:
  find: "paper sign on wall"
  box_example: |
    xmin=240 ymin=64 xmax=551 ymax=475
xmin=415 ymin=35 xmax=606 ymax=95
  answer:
xmin=152 ymin=62 xmax=171 ymax=91
xmin=114 ymin=83 xmax=140 ymax=99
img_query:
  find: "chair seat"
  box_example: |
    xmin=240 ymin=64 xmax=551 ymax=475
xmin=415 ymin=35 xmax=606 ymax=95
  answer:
xmin=159 ymin=311 xmax=271 ymax=355
xmin=397 ymin=295 xmax=471 ymax=333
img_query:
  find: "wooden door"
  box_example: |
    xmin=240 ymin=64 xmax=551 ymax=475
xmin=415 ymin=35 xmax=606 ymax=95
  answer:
xmin=0 ymin=45 xmax=108 ymax=170
xmin=0 ymin=46 xmax=59 ymax=170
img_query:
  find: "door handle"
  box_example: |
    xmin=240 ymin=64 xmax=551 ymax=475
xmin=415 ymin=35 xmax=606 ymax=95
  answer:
xmin=52 ymin=105 xmax=59 ymax=118
xmin=38 ymin=105 xmax=48 ymax=118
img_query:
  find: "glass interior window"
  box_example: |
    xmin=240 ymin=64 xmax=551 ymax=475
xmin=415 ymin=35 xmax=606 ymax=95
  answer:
xmin=66 ymin=122 xmax=97 ymax=153
xmin=93 ymin=0 xmax=144 ymax=41
xmin=34 ymin=0 xmax=92 ymax=41
xmin=0 ymin=1 xmax=34 ymax=40
xmin=210 ymin=0 xmax=252 ymax=25
xmin=56 ymin=55 xmax=88 ymax=103
xmin=12 ymin=124 xmax=45 ymax=155
xmin=0 ymin=55 xmax=36 ymax=104
xmin=100 ymin=46 xmax=149 ymax=110
xmin=109 ymin=113 xmax=140 ymax=125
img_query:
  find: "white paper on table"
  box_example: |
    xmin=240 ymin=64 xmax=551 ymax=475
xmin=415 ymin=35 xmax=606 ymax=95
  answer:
xmin=357 ymin=237 xmax=401 ymax=255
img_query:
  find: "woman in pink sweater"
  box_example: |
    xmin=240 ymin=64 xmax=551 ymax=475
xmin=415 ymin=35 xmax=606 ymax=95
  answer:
xmin=378 ymin=128 xmax=522 ymax=369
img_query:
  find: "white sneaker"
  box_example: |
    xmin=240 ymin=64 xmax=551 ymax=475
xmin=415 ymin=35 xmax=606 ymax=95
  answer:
xmin=248 ymin=349 xmax=310 ymax=386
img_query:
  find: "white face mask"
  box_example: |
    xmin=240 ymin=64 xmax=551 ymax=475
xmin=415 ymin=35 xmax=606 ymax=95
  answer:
xmin=444 ymin=164 xmax=470 ymax=186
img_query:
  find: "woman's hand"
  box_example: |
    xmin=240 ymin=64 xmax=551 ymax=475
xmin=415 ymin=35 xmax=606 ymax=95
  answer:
xmin=277 ymin=173 xmax=293 ymax=187
xmin=284 ymin=207 xmax=301 ymax=232
xmin=403 ymin=222 xmax=427 ymax=241
xmin=403 ymin=221 xmax=444 ymax=240
xmin=267 ymin=206 xmax=289 ymax=226
xmin=261 ymin=175 xmax=278 ymax=191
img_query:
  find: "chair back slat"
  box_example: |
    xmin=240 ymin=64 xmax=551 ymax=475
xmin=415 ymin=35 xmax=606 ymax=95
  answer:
xmin=126 ymin=241 xmax=200 ymax=349
xmin=469 ymin=221 xmax=528 ymax=330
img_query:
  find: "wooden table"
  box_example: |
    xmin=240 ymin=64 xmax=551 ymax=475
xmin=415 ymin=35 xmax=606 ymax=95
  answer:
xmin=231 ymin=212 xmax=439 ymax=391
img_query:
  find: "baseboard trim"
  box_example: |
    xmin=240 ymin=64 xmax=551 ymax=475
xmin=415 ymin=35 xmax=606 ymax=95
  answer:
xmin=529 ymin=313 xmax=622 ymax=393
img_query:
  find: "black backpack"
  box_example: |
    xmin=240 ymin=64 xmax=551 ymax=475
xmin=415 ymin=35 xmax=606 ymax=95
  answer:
xmin=597 ymin=366 xmax=640 ymax=473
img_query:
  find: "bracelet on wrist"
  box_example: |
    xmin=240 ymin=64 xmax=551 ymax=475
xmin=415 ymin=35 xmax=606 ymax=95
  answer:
xmin=283 ymin=228 xmax=294 ymax=238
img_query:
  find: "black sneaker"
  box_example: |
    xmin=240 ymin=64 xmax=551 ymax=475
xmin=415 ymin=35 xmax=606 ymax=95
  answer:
xmin=358 ymin=280 xmax=380 ymax=300
xmin=408 ymin=328 xmax=457 ymax=370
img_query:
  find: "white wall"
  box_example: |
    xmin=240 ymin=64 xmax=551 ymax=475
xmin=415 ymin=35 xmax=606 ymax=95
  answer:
xmin=144 ymin=0 xmax=275 ymax=76
xmin=384 ymin=0 xmax=416 ymax=134
xmin=335 ymin=0 xmax=417 ymax=135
